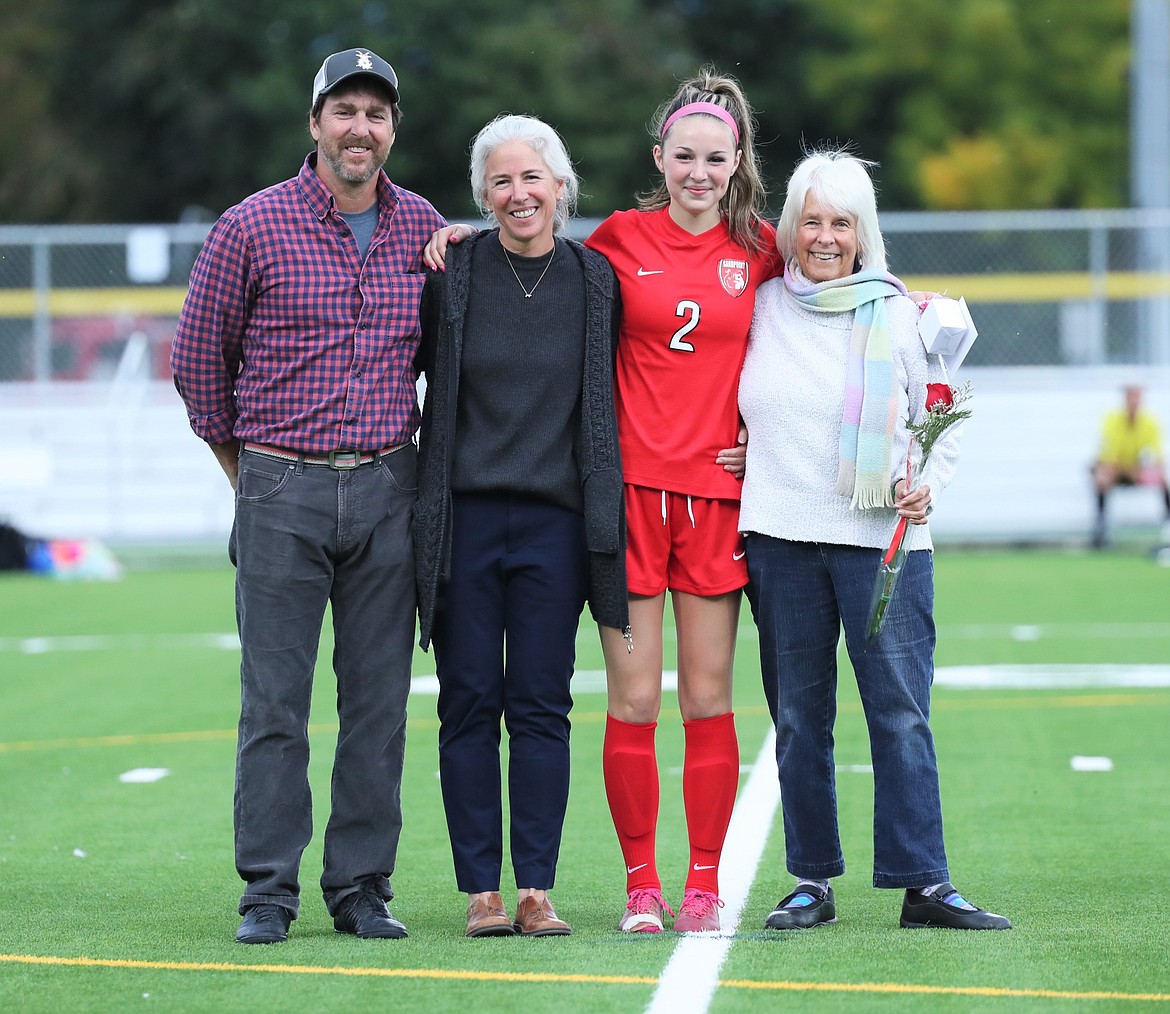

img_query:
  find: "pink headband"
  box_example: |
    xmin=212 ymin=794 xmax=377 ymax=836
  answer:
xmin=661 ymin=101 xmax=741 ymax=145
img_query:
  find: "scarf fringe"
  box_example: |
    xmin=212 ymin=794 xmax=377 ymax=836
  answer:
xmin=851 ymin=485 xmax=896 ymax=511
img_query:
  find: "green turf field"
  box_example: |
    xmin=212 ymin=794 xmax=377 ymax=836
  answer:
xmin=1 ymin=548 xmax=1168 ymax=1012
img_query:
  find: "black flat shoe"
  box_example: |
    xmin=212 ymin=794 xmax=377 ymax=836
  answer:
xmin=764 ymin=883 xmax=836 ymax=930
xmin=900 ymin=883 xmax=1011 ymax=930
xmin=236 ymin=903 xmax=292 ymax=944
xmin=333 ymin=887 xmax=409 ymax=939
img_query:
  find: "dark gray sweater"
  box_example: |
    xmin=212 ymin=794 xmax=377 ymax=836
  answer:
xmin=414 ymin=230 xmax=628 ymax=650
xmin=450 ymin=235 xmax=584 ymax=511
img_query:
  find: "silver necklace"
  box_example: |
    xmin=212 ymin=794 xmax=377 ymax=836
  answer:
xmin=503 ymin=243 xmax=556 ymax=298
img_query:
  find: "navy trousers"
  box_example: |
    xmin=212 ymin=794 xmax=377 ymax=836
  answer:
xmin=432 ymin=493 xmax=588 ymax=893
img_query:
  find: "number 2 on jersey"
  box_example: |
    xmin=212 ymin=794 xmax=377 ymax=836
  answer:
xmin=669 ymin=299 xmax=700 ymax=353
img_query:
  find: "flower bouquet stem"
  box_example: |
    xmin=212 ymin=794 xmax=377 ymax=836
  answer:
xmin=864 ymin=378 xmax=972 ymax=642
xmin=866 ymin=514 xmax=909 ymax=640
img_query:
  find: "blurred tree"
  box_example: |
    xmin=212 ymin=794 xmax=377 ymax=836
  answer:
xmin=383 ymin=0 xmax=697 ymax=220
xmin=1 ymin=0 xmax=323 ymax=222
xmin=0 ymin=0 xmax=698 ymax=223
xmin=0 ymin=1 xmax=87 ymax=218
xmin=0 ymin=0 xmax=1134 ymax=222
xmin=748 ymin=0 xmax=1130 ymax=210
xmin=642 ymin=0 xmax=832 ymax=217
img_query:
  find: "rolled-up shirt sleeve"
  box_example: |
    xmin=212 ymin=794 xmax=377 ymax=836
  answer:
xmin=170 ymin=213 xmax=251 ymax=445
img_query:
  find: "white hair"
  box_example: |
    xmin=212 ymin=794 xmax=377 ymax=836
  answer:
xmin=777 ymin=148 xmax=887 ymax=273
xmin=468 ymin=114 xmax=579 ymax=232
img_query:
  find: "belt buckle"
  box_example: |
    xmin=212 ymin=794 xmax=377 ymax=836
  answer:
xmin=327 ymin=449 xmax=361 ymax=470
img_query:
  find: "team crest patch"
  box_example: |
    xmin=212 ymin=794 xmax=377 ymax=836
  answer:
xmin=718 ymin=258 xmax=749 ymax=297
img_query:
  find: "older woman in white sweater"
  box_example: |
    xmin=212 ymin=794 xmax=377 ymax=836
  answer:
xmin=738 ymin=149 xmax=1010 ymax=933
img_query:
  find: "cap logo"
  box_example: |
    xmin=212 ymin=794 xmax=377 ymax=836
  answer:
xmin=312 ymin=48 xmax=398 ymax=109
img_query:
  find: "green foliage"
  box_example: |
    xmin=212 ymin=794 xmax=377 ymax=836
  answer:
xmin=384 ymin=0 xmax=695 ymax=220
xmin=0 ymin=0 xmax=1135 ymax=222
xmin=0 ymin=0 xmax=694 ymax=223
xmin=820 ymin=0 xmax=1132 ymax=209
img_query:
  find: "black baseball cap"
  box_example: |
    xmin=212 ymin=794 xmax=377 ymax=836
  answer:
xmin=311 ymin=48 xmax=399 ymax=110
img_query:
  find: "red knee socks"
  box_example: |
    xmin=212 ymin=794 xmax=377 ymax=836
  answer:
xmin=605 ymin=711 xmax=740 ymax=897
xmin=603 ymin=714 xmax=661 ymax=893
xmin=682 ymin=711 xmax=739 ymax=895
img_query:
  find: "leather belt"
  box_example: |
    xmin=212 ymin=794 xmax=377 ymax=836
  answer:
xmin=243 ymin=441 xmax=407 ymax=470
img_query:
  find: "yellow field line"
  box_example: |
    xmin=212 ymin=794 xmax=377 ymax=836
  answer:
xmin=0 ymin=728 xmax=235 ymax=753
xmin=0 ymin=952 xmax=652 ymax=985
xmin=0 ymin=722 xmax=357 ymax=754
xmin=5 ymin=272 xmax=1170 ymax=319
xmin=0 ymin=721 xmax=384 ymax=754
xmin=0 ymin=954 xmax=1165 ymax=1002
xmin=2 ymin=693 xmax=1164 ymax=755
xmin=719 ymin=975 xmax=1170 ymax=1002
xmin=933 ymin=692 xmax=1170 ymax=712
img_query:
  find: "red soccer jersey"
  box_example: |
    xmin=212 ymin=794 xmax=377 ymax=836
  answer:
xmin=587 ymin=207 xmax=781 ymax=500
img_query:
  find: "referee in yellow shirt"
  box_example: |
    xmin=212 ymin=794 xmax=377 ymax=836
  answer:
xmin=1091 ymin=384 xmax=1170 ymax=548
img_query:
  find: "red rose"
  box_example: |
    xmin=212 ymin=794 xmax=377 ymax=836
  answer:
xmin=925 ymin=384 xmax=954 ymax=412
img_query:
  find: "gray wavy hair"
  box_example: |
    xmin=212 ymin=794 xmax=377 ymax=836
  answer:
xmin=469 ymin=114 xmax=579 ymax=232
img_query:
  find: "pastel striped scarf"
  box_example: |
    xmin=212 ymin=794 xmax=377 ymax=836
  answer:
xmin=784 ymin=264 xmax=909 ymax=509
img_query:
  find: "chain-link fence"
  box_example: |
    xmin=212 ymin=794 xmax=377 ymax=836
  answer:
xmin=0 ymin=223 xmax=210 ymax=383
xmin=4 ymin=210 xmax=1170 ymax=381
xmin=881 ymin=208 xmax=1170 ymax=367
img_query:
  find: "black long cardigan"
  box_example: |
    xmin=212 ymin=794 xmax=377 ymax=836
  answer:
xmin=412 ymin=231 xmax=629 ymax=650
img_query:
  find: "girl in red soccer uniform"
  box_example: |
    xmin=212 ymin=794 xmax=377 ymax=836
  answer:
xmin=584 ymin=69 xmax=781 ymax=933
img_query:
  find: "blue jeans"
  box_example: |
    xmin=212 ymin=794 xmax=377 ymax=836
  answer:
xmin=432 ymin=494 xmax=588 ymax=893
xmin=230 ymin=445 xmax=417 ymax=917
xmin=744 ymin=536 xmax=949 ymax=888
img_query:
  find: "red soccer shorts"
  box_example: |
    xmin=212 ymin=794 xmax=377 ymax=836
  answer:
xmin=624 ymin=484 xmax=747 ymax=597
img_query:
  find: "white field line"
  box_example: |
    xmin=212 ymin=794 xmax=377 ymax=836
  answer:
xmin=933 ymin=664 xmax=1170 ymax=689
xmin=644 ymin=728 xmax=780 ymax=1014
xmin=298 ymin=665 xmax=1170 ymax=696
xmin=379 ymin=666 xmax=1170 ymax=697
xmin=0 ymin=632 xmax=242 ymax=654
xmin=6 ymin=630 xmax=1170 ymax=694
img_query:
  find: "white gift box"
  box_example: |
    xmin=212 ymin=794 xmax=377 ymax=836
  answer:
xmin=918 ymin=296 xmax=978 ymax=373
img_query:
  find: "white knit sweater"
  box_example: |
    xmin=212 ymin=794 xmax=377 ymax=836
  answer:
xmin=738 ymin=276 xmax=961 ymax=551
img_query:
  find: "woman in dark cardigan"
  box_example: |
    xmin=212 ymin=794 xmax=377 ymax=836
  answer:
xmin=414 ymin=114 xmax=627 ymax=939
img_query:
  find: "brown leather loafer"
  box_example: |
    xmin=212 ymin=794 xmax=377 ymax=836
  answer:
xmin=466 ymin=892 xmax=515 ymax=938
xmin=513 ymin=895 xmax=571 ymax=936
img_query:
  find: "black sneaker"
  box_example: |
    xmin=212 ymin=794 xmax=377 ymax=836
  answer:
xmin=236 ymin=903 xmax=292 ymax=944
xmin=900 ymin=883 xmax=1011 ymax=930
xmin=333 ymin=886 xmax=409 ymax=939
xmin=764 ymin=883 xmax=836 ymax=930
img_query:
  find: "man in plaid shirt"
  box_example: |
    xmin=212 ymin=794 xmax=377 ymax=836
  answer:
xmin=171 ymin=47 xmax=445 ymax=945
